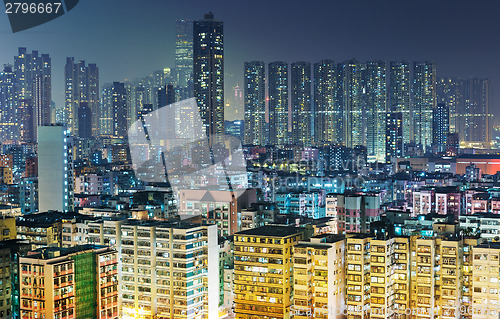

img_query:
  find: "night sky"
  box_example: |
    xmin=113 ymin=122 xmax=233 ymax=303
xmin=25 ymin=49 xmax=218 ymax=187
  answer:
xmin=1 ymin=0 xmax=499 ymax=120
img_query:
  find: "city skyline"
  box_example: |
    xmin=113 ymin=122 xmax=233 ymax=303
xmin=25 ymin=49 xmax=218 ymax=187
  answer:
xmin=1 ymin=0 xmax=500 ymax=120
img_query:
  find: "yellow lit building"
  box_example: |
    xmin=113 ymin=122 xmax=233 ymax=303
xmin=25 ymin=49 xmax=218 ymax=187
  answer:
xmin=410 ymin=236 xmax=437 ymax=318
xmin=471 ymin=243 xmax=500 ymax=319
xmin=345 ymin=234 xmax=371 ymax=319
xmin=462 ymin=238 xmax=477 ymax=319
xmin=0 ymin=167 xmax=13 ymax=185
xmin=436 ymin=238 xmax=461 ymax=319
xmin=345 ymin=235 xmax=410 ymax=319
xmin=233 ymin=225 xmax=304 ymax=319
xmin=0 ymin=217 xmax=16 ymax=240
xmin=392 ymin=237 xmax=410 ymax=317
xmin=292 ymin=234 xmax=345 ymax=319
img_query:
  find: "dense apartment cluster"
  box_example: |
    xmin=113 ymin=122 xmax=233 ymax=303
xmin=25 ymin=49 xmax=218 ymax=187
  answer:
xmin=231 ymin=225 xmax=500 ymax=319
xmin=243 ymin=60 xmax=492 ymax=163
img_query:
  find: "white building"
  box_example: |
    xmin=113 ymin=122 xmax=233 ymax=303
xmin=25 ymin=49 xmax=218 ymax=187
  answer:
xmin=37 ymin=125 xmax=74 ymax=212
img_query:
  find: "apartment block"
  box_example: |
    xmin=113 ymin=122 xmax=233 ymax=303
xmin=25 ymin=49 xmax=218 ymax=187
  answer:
xmin=0 ymin=217 xmax=16 ymax=241
xmin=233 ymin=225 xmax=304 ymax=319
xmin=471 ymin=243 xmax=500 ymax=319
xmin=119 ymin=221 xmax=219 ymax=319
xmin=292 ymin=234 xmax=345 ymax=319
xmin=19 ymin=245 xmax=118 ymax=319
xmin=345 ymin=234 xmax=371 ymax=319
xmin=178 ymin=189 xmax=257 ymax=236
xmin=0 ymin=240 xmax=30 ymax=319
xmin=326 ymin=193 xmax=381 ymax=234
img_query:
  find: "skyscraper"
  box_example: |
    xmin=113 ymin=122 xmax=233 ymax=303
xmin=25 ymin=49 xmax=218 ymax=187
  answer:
xmin=313 ymin=60 xmax=342 ymax=146
xmin=0 ymin=65 xmax=17 ymax=142
xmin=37 ymin=124 xmax=74 ymax=213
xmin=64 ymin=58 xmax=99 ymax=137
xmin=389 ymin=61 xmax=411 ymax=145
xmin=268 ymin=61 xmax=289 ymax=145
xmin=243 ymin=61 xmax=266 ymax=145
xmin=364 ymin=61 xmax=387 ymax=162
xmin=193 ymin=12 xmax=224 ymax=142
xmin=437 ymin=77 xmax=461 ymax=133
xmin=87 ymin=63 xmax=99 ymax=135
xmin=433 ymin=103 xmax=449 ymax=153
xmin=111 ymin=82 xmax=127 ymax=138
xmin=175 ymin=19 xmax=193 ymax=88
xmin=14 ymin=48 xmax=51 ymax=141
xmin=386 ymin=112 xmax=403 ymax=161
xmin=157 ymin=84 xmax=175 ymax=108
xmin=460 ymin=78 xmax=491 ymax=143
xmin=413 ymin=61 xmax=436 ymax=152
xmin=291 ymin=61 xmax=312 ymax=146
xmin=342 ymin=59 xmax=365 ymax=148
xmin=99 ymin=84 xmax=114 ymax=136
xmin=78 ymin=102 xmax=92 ymax=139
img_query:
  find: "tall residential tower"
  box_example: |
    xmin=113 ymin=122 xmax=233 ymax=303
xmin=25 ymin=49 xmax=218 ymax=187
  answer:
xmin=243 ymin=61 xmax=266 ymax=145
xmin=291 ymin=62 xmax=312 ymax=146
xmin=268 ymin=62 xmax=289 ymax=145
xmin=193 ymin=12 xmax=224 ymax=142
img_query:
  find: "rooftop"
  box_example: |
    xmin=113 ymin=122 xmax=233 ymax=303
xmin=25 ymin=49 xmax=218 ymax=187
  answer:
xmin=23 ymin=244 xmax=110 ymax=260
xmin=236 ymin=225 xmax=302 ymax=237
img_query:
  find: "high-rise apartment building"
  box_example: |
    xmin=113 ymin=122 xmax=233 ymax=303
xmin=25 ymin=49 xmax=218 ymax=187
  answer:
xmin=19 ymin=245 xmax=118 ymax=319
xmin=386 ymin=112 xmax=403 ymax=161
xmin=471 ymin=243 xmax=500 ymax=319
xmin=82 ymin=220 xmax=219 ymax=319
xmin=293 ymin=234 xmax=345 ymax=319
xmin=389 ymin=62 xmax=411 ymax=146
xmin=77 ymin=102 xmax=92 ymax=139
xmin=0 ymin=65 xmax=18 ymax=142
xmin=0 ymin=239 xmax=30 ymax=319
xmin=313 ymin=60 xmax=342 ymax=146
xmin=438 ymin=77 xmax=491 ymax=145
xmin=291 ymin=62 xmax=312 ymax=146
xmin=64 ymin=58 xmax=99 ymax=137
xmin=413 ymin=62 xmax=436 ymax=152
xmin=433 ymin=103 xmax=449 ymax=153
xmin=364 ymin=61 xmax=387 ymax=162
xmin=268 ymin=62 xmax=289 ymax=145
xmin=193 ymin=12 xmax=224 ymax=142
xmin=99 ymin=84 xmax=114 ymax=136
xmin=342 ymin=60 xmax=365 ymax=149
xmin=157 ymin=84 xmax=175 ymax=109
xmin=175 ymin=19 xmax=193 ymax=88
xmin=461 ymin=78 xmax=491 ymax=144
xmin=243 ymin=61 xmax=266 ymax=146
xmin=345 ymin=234 xmax=371 ymax=318
xmin=409 ymin=236 xmax=462 ymax=319
xmin=178 ymin=189 xmax=257 ymax=236
xmin=437 ymin=77 xmax=461 ymax=133
xmin=233 ymin=226 xmax=304 ymax=319
xmin=111 ymin=82 xmax=127 ymax=138
xmin=37 ymin=125 xmax=74 ymax=213
xmin=14 ymin=48 xmax=51 ymax=142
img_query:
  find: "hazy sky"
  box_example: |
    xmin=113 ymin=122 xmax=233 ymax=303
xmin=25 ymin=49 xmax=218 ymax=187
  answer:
xmin=1 ymin=0 xmax=500 ymax=120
